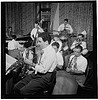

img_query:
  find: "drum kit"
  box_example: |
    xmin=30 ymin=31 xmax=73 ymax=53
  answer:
xmin=50 ymin=30 xmax=77 ymax=47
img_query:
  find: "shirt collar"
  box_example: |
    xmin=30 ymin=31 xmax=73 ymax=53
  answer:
xmin=42 ymin=45 xmax=51 ymax=52
xmin=74 ymin=55 xmax=82 ymax=58
xmin=12 ymin=39 xmax=15 ymax=41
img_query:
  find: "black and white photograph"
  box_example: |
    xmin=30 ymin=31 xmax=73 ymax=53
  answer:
xmin=1 ymin=0 xmax=97 ymax=99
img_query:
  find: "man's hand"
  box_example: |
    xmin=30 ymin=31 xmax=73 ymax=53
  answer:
xmin=31 ymin=63 xmax=36 ymax=67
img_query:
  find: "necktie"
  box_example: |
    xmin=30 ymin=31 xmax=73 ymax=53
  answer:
xmin=26 ymin=50 xmax=29 ymax=59
xmin=68 ymin=56 xmax=77 ymax=70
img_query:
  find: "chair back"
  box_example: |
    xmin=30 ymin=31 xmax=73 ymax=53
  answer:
xmin=84 ymin=61 xmax=93 ymax=87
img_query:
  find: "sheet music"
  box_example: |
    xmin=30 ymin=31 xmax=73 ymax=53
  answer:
xmin=6 ymin=54 xmax=17 ymax=71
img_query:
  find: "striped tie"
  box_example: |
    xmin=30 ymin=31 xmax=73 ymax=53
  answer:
xmin=68 ymin=56 xmax=77 ymax=70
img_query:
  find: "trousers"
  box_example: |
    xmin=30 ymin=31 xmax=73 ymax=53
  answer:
xmin=14 ymin=72 xmax=53 ymax=96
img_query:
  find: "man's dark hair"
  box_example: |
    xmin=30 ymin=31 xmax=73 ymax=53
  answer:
xmin=64 ymin=19 xmax=68 ymax=22
xmin=24 ymin=37 xmax=33 ymax=48
xmin=78 ymin=34 xmax=84 ymax=38
xmin=24 ymin=42 xmax=32 ymax=48
xmin=52 ymin=42 xmax=60 ymax=49
xmin=38 ymin=32 xmax=51 ymax=44
xmin=75 ymin=45 xmax=83 ymax=52
xmin=8 ymin=26 xmax=12 ymax=29
xmin=12 ymin=35 xmax=16 ymax=39
xmin=35 ymin=21 xmax=39 ymax=24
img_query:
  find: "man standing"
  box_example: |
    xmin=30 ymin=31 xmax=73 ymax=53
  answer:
xmin=14 ymin=32 xmax=57 ymax=96
xmin=30 ymin=21 xmax=44 ymax=41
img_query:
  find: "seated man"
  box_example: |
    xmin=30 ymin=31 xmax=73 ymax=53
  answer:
xmin=8 ymin=35 xmax=21 ymax=60
xmin=58 ymin=18 xmax=73 ymax=35
xmin=30 ymin=21 xmax=44 ymax=41
xmin=51 ymin=35 xmax=62 ymax=52
xmin=14 ymin=32 xmax=57 ymax=96
xmin=70 ymin=33 xmax=88 ymax=55
xmin=64 ymin=33 xmax=88 ymax=68
xmin=19 ymin=42 xmax=34 ymax=77
xmin=23 ymin=43 xmax=34 ymax=62
xmin=58 ymin=18 xmax=73 ymax=48
xmin=52 ymin=42 xmax=64 ymax=69
xmin=66 ymin=45 xmax=88 ymax=87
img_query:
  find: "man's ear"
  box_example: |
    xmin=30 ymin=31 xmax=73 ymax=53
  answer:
xmin=45 ymin=41 xmax=49 ymax=45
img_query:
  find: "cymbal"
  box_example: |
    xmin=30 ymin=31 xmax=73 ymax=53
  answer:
xmin=50 ymin=32 xmax=77 ymax=38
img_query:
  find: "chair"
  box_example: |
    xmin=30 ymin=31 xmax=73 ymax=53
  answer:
xmin=77 ymin=55 xmax=95 ymax=98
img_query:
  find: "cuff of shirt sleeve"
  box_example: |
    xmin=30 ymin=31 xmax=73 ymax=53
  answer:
xmin=35 ymin=64 xmax=45 ymax=73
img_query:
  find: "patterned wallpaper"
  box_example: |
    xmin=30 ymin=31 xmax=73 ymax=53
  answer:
xmin=51 ymin=2 xmax=94 ymax=51
xmin=5 ymin=2 xmax=95 ymax=51
xmin=21 ymin=3 xmax=35 ymax=35
xmin=5 ymin=3 xmax=35 ymax=36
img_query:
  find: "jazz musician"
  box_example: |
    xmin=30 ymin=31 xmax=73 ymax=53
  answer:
xmin=70 ymin=33 xmax=88 ymax=55
xmin=30 ymin=21 xmax=44 ymax=41
xmin=58 ymin=19 xmax=73 ymax=49
xmin=14 ymin=32 xmax=57 ymax=96
xmin=58 ymin=19 xmax=73 ymax=35
xmin=64 ymin=33 xmax=88 ymax=69
xmin=30 ymin=21 xmax=44 ymax=60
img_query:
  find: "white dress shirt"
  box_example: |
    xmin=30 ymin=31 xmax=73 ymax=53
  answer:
xmin=70 ymin=40 xmax=88 ymax=55
xmin=30 ymin=26 xmax=44 ymax=40
xmin=35 ymin=45 xmax=57 ymax=74
xmin=8 ymin=39 xmax=19 ymax=50
xmin=69 ymin=55 xmax=87 ymax=72
xmin=51 ymin=40 xmax=62 ymax=52
xmin=58 ymin=23 xmax=73 ymax=34
xmin=56 ymin=51 xmax=64 ymax=66
xmin=23 ymin=49 xmax=33 ymax=60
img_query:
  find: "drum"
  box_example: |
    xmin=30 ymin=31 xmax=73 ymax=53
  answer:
xmin=60 ymin=30 xmax=73 ymax=48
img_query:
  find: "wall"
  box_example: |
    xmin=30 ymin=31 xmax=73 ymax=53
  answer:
xmin=50 ymin=3 xmax=58 ymax=32
xmin=5 ymin=3 xmax=36 ymax=37
xmin=50 ymin=3 xmax=59 ymax=34
xmin=21 ymin=3 xmax=35 ymax=35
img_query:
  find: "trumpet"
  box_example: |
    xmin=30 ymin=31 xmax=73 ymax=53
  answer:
xmin=76 ymin=38 xmax=82 ymax=43
xmin=75 ymin=41 xmax=82 ymax=47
